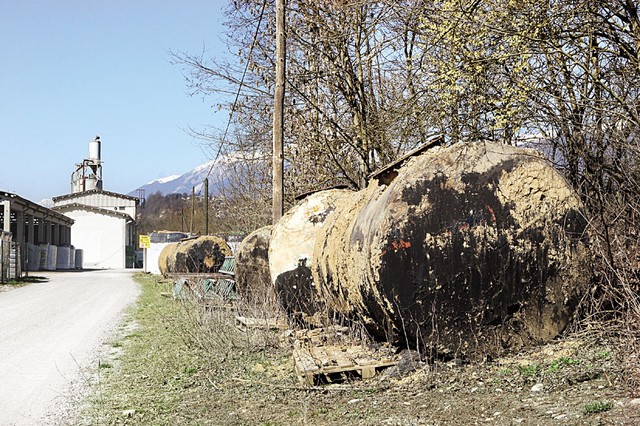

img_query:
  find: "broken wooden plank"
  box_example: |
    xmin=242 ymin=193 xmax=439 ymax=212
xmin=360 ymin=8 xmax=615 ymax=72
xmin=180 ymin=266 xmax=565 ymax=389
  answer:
xmin=235 ymin=315 xmax=288 ymax=331
xmin=293 ymin=348 xmax=320 ymax=386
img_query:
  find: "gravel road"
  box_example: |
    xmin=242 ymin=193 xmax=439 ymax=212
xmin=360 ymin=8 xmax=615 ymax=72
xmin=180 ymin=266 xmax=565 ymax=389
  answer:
xmin=0 ymin=269 xmax=140 ymax=425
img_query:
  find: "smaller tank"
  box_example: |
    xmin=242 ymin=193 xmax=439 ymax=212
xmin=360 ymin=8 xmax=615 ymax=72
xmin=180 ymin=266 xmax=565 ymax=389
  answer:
xmin=160 ymin=236 xmax=232 ymax=276
xmin=89 ymin=136 xmax=101 ymax=161
xmin=235 ymin=226 xmax=274 ymax=306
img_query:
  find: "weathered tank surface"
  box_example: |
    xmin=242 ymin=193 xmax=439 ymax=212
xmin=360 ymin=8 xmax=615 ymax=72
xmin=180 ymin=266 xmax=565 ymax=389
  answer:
xmin=312 ymin=142 xmax=590 ymax=357
xmin=158 ymin=242 xmax=178 ymax=276
xmin=235 ymin=226 xmax=274 ymax=305
xmin=269 ymin=189 xmax=354 ymax=316
xmin=159 ymin=236 xmax=232 ymax=276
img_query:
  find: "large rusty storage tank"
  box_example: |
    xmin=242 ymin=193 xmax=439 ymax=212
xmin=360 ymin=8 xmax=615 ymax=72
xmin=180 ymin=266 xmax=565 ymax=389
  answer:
xmin=312 ymin=142 xmax=589 ymax=357
xmin=235 ymin=226 xmax=274 ymax=305
xmin=269 ymin=189 xmax=353 ymax=316
xmin=159 ymin=235 xmax=232 ymax=276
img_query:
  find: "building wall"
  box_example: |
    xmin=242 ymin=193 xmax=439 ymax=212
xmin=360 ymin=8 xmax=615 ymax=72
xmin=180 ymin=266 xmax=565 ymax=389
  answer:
xmin=63 ymin=209 xmax=127 ymax=269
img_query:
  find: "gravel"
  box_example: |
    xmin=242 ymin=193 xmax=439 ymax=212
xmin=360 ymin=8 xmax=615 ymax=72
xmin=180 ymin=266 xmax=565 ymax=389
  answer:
xmin=0 ymin=269 xmax=139 ymax=425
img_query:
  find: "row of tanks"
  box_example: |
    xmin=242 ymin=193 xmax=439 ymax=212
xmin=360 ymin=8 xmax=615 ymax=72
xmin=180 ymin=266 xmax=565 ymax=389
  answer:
xmin=235 ymin=141 xmax=590 ymax=358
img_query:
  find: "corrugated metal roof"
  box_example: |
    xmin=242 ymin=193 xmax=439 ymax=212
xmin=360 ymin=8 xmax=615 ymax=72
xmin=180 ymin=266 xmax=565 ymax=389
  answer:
xmin=52 ymin=202 xmax=135 ymax=222
xmin=52 ymin=189 xmax=139 ymax=203
xmin=0 ymin=191 xmax=74 ymax=225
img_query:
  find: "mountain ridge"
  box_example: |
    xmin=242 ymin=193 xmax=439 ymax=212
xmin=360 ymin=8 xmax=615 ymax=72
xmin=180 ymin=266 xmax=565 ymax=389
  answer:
xmin=129 ymin=157 xmax=232 ymax=197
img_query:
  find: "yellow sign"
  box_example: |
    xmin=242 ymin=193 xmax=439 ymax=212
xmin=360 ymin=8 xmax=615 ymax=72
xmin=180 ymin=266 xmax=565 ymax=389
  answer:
xmin=139 ymin=234 xmax=151 ymax=249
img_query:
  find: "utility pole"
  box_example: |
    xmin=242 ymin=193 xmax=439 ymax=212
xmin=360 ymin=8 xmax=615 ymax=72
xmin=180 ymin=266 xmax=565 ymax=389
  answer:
xmin=190 ymin=186 xmax=195 ymax=234
xmin=204 ymin=178 xmax=209 ymax=235
xmin=272 ymin=0 xmax=286 ymax=224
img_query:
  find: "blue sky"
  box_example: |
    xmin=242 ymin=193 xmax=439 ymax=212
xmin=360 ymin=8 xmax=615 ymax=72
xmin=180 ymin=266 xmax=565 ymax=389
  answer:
xmin=1 ymin=0 xmax=231 ymax=202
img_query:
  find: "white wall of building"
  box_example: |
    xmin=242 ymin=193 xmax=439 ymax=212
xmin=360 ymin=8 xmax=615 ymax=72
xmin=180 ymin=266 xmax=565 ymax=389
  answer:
xmin=146 ymin=242 xmax=172 ymax=275
xmin=62 ymin=209 xmax=127 ymax=269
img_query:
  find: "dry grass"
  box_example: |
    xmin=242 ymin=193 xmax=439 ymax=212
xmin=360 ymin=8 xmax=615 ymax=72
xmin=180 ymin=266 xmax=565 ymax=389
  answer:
xmin=76 ymin=272 xmax=640 ymax=425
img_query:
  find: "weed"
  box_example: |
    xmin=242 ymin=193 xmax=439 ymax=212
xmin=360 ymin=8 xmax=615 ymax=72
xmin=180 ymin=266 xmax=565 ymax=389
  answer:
xmin=183 ymin=366 xmax=197 ymax=375
xmin=81 ymin=273 xmax=292 ymax=425
xmin=2 ymin=276 xmax=48 ymax=287
xmin=287 ymin=409 xmax=301 ymax=417
xmin=517 ymin=364 xmax=540 ymax=377
xmin=547 ymin=357 xmax=580 ymax=373
xmin=597 ymin=350 xmax=611 ymax=359
xmin=583 ymin=401 xmax=612 ymax=414
xmin=98 ymin=361 xmax=112 ymax=369
xmin=498 ymin=368 xmax=513 ymax=376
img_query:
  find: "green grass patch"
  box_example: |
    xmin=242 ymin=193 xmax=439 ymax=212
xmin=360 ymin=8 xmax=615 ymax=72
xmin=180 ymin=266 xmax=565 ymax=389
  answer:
xmin=583 ymin=401 xmax=612 ymax=414
xmin=547 ymin=356 xmax=580 ymax=373
xmin=517 ymin=364 xmax=540 ymax=377
xmin=81 ymin=273 xmax=300 ymax=425
xmin=82 ymin=273 xmax=216 ymax=425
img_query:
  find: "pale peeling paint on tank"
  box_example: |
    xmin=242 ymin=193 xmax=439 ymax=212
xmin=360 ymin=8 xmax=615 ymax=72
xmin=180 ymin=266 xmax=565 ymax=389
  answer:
xmin=269 ymin=189 xmax=354 ymax=316
xmin=235 ymin=226 xmax=274 ymax=306
xmin=269 ymin=189 xmax=352 ymax=285
xmin=496 ymin=161 xmax=581 ymax=231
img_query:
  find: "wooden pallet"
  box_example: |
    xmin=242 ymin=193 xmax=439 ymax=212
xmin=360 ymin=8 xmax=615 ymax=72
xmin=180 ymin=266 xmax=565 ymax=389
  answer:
xmin=293 ymin=344 xmax=399 ymax=386
xmin=236 ymin=315 xmax=288 ymax=331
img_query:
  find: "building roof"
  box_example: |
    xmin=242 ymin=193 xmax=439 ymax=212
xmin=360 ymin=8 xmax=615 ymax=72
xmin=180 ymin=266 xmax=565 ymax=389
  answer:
xmin=52 ymin=189 xmax=139 ymax=203
xmin=0 ymin=191 xmax=74 ymax=225
xmin=52 ymin=202 xmax=135 ymax=222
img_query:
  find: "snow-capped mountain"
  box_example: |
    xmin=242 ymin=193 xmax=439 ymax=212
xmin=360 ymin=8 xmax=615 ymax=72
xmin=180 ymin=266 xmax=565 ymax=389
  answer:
xmin=130 ymin=152 xmax=260 ymax=197
xmin=130 ymin=162 xmax=226 ymax=197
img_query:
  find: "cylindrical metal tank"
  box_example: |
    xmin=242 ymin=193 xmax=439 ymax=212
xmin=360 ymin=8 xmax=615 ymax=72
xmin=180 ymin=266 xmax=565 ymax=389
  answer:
xmin=74 ymin=249 xmax=83 ymax=270
xmin=160 ymin=236 xmax=232 ymax=276
xmin=158 ymin=242 xmax=178 ymax=276
xmin=148 ymin=232 xmax=189 ymax=275
xmin=235 ymin=226 xmax=273 ymax=306
xmin=57 ymin=246 xmax=71 ymax=270
xmin=312 ymin=142 xmax=590 ymax=357
xmin=26 ymin=243 xmax=41 ymax=272
xmin=269 ymin=189 xmax=353 ymax=316
xmin=89 ymin=136 xmax=101 ymax=160
xmin=46 ymin=245 xmax=57 ymax=271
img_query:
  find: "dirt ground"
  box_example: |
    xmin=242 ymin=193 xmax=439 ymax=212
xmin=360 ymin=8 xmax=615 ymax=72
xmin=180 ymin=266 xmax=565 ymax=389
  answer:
xmin=195 ymin=333 xmax=637 ymax=426
xmin=79 ymin=276 xmax=640 ymax=426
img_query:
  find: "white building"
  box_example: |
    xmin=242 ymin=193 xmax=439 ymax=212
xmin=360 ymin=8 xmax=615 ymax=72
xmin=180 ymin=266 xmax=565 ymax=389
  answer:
xmin=53 ymin=189 xmax=139 ymax=269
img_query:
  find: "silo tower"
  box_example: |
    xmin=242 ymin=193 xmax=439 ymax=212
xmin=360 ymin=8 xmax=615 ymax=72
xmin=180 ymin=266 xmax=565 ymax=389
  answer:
xmin=71 ymin=136 xmax=103 ymax=193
